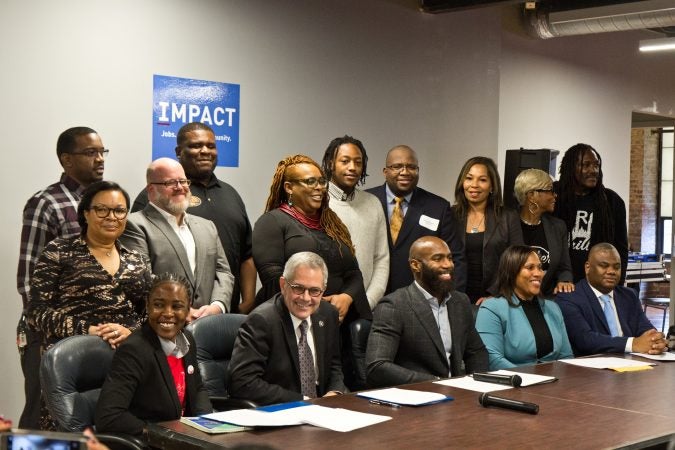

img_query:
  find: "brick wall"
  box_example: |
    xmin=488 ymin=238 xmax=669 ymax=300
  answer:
xmin=630 ymin=128 xmax=669 ymax=298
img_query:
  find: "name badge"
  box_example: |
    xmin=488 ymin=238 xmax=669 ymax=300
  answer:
xmin=419 ymin=214 xmax=439 ymax=231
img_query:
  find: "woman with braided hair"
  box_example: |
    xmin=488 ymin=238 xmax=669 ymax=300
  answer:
xmin=553 ymin=143 xmax=628 ymax=283
xmin=252 ymin=154 xmax=371 ymax=325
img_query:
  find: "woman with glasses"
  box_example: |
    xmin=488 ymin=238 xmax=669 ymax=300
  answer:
xmin=252 ymin=155 xmax=371 ymax=325
xmin=28 ymin=181 xmax=151 ymax=429
xmin=514 ymin=169 xmax=574 ymax=297
xmin=475 ymin=245 xmax=573 ymax=370
xmin=452 ymin=157 xmax=523 ymax=304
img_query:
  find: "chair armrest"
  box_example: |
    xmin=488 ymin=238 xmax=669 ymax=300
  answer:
xmin=210 ymin=395 xmax=257 ymax=411
xmin=96 ymin=433 xmax=146 ymax=450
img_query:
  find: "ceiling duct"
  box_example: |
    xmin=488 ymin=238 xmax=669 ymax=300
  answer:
xmin=525 ymin=0 xmax=675 ymax=39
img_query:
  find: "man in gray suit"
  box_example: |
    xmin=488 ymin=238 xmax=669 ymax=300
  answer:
xmin=121 ymin=158 xmax=234 ymax=320
xmin=366 ymin=236 xmax=487 ymax=388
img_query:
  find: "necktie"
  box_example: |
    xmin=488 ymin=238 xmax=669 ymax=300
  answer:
xmin=298 ymin=320 xmax=317 ymax=398
xmin=390 ymin=196 xmax=404 ymax=244
xmin=600 ymin=294 xmax=620 ymax=337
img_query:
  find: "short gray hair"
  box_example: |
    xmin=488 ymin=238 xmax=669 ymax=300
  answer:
xmin=514 ymin=169 xmax=553 ymax=206
xmin=282 ymin=252 xmax=328 ymax=286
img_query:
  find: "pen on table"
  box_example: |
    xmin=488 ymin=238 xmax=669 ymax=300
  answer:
xmin=369 ymin=399 xmax=401 ymax=408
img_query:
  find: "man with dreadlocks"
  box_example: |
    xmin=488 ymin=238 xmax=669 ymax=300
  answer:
xmin=321 ymin=135 xmax=389 ymax=310
xmin=553 ymin=143 xmax=628 ymax=284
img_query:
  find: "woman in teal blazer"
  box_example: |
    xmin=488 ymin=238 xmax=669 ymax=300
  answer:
xmin=476 ymin=245 xmax=573 ymax=370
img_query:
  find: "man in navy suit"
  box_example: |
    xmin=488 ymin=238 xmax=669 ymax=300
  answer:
xmin=228 ymin=252 xmax=346 ymax=405
xmin=366 ymin=145 xmax=466 ymax=294
xmin=556 ymin=243 xmax=667 ymax=356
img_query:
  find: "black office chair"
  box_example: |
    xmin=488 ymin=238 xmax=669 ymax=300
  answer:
xmin=39 ymin=335 xmax=145 ymax=450
xmin=186 ymin=313 xmax=257 ymax=410
xmin=349 ymin=318 xmax=372 ymax=391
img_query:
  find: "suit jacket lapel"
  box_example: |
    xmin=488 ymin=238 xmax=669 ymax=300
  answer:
xmin=483 ymin=211 xmax=498 ymax=251
xmin=396 ymin=190 xmax=422 ymax=247
xmin=311 ymin=312 xmax=326 ymax=389
xmin=582 ymin=280 xmax=612 ymax=334
xmin=147 ymin=329 xmax=182 ymax=416
xmin=276 ymin=298 xmax=301 ymax=378
xmin=185 ymin=216 xmax=203 ymax=293
xmin=143 ymin=206 xmax=195 ymax=284
xmin=541 ymin=215 xmax=556 ymax=291
xmin=406 ymin=285 xmax=448 ymax=369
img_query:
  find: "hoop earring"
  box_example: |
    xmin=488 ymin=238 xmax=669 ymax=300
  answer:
xmin=287 ymin=193 xmax=293 ymax=206
xmin=528 ymin=201 xmax=539 ymax=215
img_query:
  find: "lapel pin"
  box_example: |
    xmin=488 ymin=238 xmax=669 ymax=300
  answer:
xmin=319 ymin=320 xmax=324 ymax=327
xmin=187 ymin=365 xmax=194 ymax=374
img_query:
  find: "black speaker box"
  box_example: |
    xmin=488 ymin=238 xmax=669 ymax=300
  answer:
xmin=503 ymin=148 xmax=559 ymax=210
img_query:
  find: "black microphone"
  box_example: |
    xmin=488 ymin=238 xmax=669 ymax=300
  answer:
xmin=478 ymin=393 xmax=539 ymax=415
xmin=473 ymin=372 xmax=522 ymax=387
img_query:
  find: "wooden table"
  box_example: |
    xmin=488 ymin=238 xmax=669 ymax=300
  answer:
xmin=147 ymin=357 xmax=675 ymax=450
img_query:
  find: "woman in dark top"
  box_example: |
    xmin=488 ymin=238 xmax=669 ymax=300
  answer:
xmin=28 ymin=181 xmax=151 ymax=429
xmin=514 ymin=169 xmax=574 ymax=298
xmin=96 ymin=273 xmax=211 ymax=440
xmin=451 ymin=157 xmax=523 ymax=303
xmin=475 ymin=245 xmax=573 ymax=370
xmin=252 ymin=154 xmax=371 ymax=324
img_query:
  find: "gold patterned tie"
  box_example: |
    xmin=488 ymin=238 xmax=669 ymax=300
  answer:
xmin=390 ymin=196 xmax=404 ymax=244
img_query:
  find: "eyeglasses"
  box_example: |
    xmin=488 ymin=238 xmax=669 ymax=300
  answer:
xmin=289 ymin=177 xmax=328 ymax=188
xmin=534 ymin=188 xmax=554 ymax=194
xmin=90 ymin=205 xmax=128 ymax=219
xmin=287 ymin=283 xmax=324 ymax=297
xmin=150 ymin=179 xmax=192 ymax=188
xmin=386 ymin=163 xmax=419 ymax=173
xmin=70 ymin=148 xmax=109 ymax=158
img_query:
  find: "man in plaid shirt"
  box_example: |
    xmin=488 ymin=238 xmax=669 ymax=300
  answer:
xmin=16 ymin=126 xmax=106 ymax=428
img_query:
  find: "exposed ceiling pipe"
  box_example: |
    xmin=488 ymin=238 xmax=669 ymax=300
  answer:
xmin=525 ymin=0 xmax=675 ymax=39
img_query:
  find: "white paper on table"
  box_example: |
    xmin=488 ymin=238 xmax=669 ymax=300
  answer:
xmin=203 ymin=404 xmax=390 ymax=432
xmin=295 ymin=405 xmax=391 ymax=432
xmin=630 ymin=352 xmax=675 ymax=361
xmin=434 ymin=376 xmax=512 ymax=393
xmin=356 ymin=387 xmax=449 ymax=405
xmin=560 ymin=357 xmax=655 ymax=369
xmin=203 ymin=408 xmax=305 ymax=427
xmin=490 ymin=370 xmax=557 ymax=386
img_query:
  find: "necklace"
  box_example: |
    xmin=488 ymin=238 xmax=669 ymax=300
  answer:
xmin=469 ymin=213 xmax=485 ymax=233
xmin=520 ymin=217 xmax=541 ymax=226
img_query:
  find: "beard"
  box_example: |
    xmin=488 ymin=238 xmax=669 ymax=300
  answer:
xmin=419 ymin=263 xmax=454 ymax=298
xmin=156 ymin=191 xmax=191 ymax=215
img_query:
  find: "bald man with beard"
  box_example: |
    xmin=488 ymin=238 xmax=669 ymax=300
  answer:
xmin=121 ymin=158 xmax=234 ymax=320
xmin=365 ymin=236 xmax=487 ymax=388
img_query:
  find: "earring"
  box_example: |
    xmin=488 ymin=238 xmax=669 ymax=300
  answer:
xmin=528 ymin=202 xmax=539 ymax=215
xmin=287 ymin=193 xmax=293 ymax=206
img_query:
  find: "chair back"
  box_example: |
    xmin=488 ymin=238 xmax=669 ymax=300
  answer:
xmin=186 ymin=313 xmax=247 ymax=397
xmin=40 ymin=335 xmax=114 ymax=432
xmin=349 ymin=318 xmax=372 ymax=390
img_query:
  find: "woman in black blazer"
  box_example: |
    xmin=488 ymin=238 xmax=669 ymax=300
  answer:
xmin=514 ymin=169 xmax=574 ymax=298
xmin=452 ymin=157 xmax=523 ymax=304
xmin=95 ymin=274 xmax=212 ymax=439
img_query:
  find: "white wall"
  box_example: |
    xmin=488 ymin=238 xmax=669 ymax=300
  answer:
xmin=1 ymin=0 xmax=673 ymax=422
xmin=0 ymin=0 xmax=501 ymax=421
xmin=498 ymin=26 xmax=675 ymax=202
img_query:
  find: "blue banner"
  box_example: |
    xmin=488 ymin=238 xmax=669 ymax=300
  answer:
xmin=152 ymin=74 xmax=240 ymax=167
